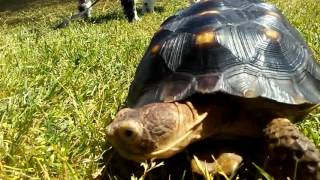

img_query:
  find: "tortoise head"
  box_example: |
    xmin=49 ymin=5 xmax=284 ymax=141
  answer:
xmin=106 ymin=102 xmax=208 ymax=162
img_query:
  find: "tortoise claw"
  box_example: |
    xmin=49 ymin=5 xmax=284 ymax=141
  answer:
xmin=264 ymin=118 xmax=320 ymax=180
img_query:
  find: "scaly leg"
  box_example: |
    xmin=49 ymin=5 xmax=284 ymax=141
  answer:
xmin=264 ymin=118 xmax=320 ymax=180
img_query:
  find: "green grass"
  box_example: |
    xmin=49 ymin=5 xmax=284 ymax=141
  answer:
xmin=0 ymin=0 xmax=319 ymax=179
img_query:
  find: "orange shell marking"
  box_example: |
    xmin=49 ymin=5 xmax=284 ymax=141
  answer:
xmin=151 ymin=44 xmax=161 ymax=54
xmin=195 ymin=31 xmax=215 ymax=46
xmin=264 ymin=28 xmax=281 ymax=41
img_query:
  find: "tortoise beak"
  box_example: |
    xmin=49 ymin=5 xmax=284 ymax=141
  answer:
xmin=106 ymin=125 xmax=115 ymax=139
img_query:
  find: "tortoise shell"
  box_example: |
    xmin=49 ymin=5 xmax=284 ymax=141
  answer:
xmin=126 ymin=0 xmax=320 ymax=121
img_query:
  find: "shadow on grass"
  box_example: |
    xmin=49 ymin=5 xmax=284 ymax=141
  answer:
xmin=53 ymin=6 xmax=165 ymax=30
xmin=52 ymin=10 xmax=124 ymax=30
xmin=0 ymin=0 xmax=72 ymax=12
xmin=90 ymin=11 xmax=124 ymax=24
xmin=0 ymin=0 xmax=76 ymax=27
xmin=90 ymin=6 xmax=165 ymax=24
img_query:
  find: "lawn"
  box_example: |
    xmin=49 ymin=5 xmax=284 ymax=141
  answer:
xmin=0 ymin=0 xmax=319 ymax=179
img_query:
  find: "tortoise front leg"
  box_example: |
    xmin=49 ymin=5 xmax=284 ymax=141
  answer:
xmin=191 ymin=152 xmax=243 ymax=178
xmin=263 ymin=118 xmax=320 ymax=180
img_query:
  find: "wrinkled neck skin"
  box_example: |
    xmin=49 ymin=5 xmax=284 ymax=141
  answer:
xmin=143 ymin=100 xmax=262 ymax=161
xmin=146 ymin=101 xmax=209 ymax=160
xmin=194 ymin=100 xmax=263 ymax=140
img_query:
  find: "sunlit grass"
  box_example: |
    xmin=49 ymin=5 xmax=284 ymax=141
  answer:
xmin=0 ymin=0 xmax=319 ymax=178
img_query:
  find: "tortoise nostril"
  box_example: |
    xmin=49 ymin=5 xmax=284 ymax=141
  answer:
xmin=116 ymin=120 xmax=142 ymax=142
xmin=119 ymin=127 xmax=138 ymax=141
xmin=124 ymin=129 xmax=134 ymax=138
xmin=105 ymin=125 xmax=114 ymax=138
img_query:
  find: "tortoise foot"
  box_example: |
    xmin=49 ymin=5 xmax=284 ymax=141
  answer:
xmin=191 ymin=152 xmax=243 ymax=178
xmin=264 ymin=118 xmax=320 ymax=180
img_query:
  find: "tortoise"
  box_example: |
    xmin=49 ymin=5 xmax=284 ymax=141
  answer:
xmin=106 ymin=0 xmax=320 ymax=179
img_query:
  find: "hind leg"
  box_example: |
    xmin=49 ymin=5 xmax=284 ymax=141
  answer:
xmin=121 ymin=0 xmax=139 ymax=22
xmin=142 ymin=0 xmax=155 ymax=13
xmin=264 ymin=118 xmax=320 ymax=180
xmin=78 ymin=0 xmax=92 ymax=18
xmin=132 ymin=0 xmax=140 ymax=21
